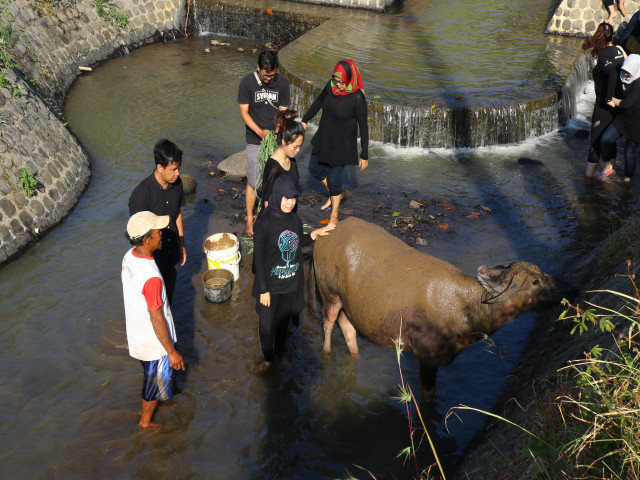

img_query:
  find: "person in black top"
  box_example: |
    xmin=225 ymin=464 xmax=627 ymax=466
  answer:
xmin=257 ymin=109 xmax=304 ymax=215
xmin=582 ymin=22 xmax=626 ymax=178
xmin=301 ymin=58 xmax=369 ymax=225
xmin=601 ymin=54 xmax=640 ymax=181
xmin=237 ymin=50 xmax=291 ymax=237
xmin=129 ymin=139 xmax=186 ymax=305
xmin=252 ymin=175 xmax=334 ymax=372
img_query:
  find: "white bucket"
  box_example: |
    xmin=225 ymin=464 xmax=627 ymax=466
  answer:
xmin=203 ymin=233 xmax=241 ymax=281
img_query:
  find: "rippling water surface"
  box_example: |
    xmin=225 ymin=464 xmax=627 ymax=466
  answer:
xmin=2 ymin=34 xmax=640 ymax=479
xmin=290 ymin=0 xmax=573 ymax=105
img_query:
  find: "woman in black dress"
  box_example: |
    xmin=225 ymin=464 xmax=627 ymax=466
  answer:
xmin=252 ymin=175 xmax=335 ymax=371
xmin=258 ymin=109 xmax=304 ymax=213
xmin=301 ymin=59 xmax=369 ymax=224
xmin=581 ymin=22 xmax=626 ymax=178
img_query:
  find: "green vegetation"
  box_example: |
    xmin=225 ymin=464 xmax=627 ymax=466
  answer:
xmin=0 ymin=0 xmax=16 ymax=70
xmin=11 ymin=83 xmax=24 ymax=96
xmin=113 ymin=10 xmax=129 ymax=27
xmin=18 ymin=168 xmax=38 ymax=196
xmin=256 ymin=130 xmax=278 ymax=211
xmin=33 ymin=0 xmax=58 ymax=16
xmin=95 ymin=0 xmax=129 ymax=28
xmin=451 ymin=267 xmax=640 ymax=479
xmin=393 ymin=327 xmax=446 ymax=479
xmin=599 ymin=217 xmax=640 ymax=272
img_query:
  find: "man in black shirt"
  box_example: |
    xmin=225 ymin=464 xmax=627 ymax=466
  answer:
xmin=237 ymin=50 xmax=290 ymax=236
xmin=129 ymin=139 xmax=186 ymax=305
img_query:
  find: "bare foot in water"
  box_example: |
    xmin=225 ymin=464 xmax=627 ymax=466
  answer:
xmin=329 ymin=214 xmax=339 ymax=225
xmin=320 ymin=198 xmax=331 ymax=210
xmin=139 ymin=422 xmax=163 ymax=432
xmin=257 ymin=360 xmax=271 ymax=375
xmin=245 ymin=215 xmax=254 ymax=237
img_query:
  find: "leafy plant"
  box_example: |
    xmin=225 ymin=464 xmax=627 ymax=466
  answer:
xmin=18 ymin=168 xmax=38 ymax=196
xmin=94 ymin=0 xmax=129 ymax=28
xmin=255 ymin=130 xmax=278 ymax=212
xmin=113 ymin=10 xmax=129 ymax=27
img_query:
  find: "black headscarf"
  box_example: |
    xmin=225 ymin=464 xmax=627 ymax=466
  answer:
xmin=266 ymin=175 xmax=302 ymax=221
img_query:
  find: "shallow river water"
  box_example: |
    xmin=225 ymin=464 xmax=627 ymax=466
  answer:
xmin=2 ymin=36 xmax=640 ymax=479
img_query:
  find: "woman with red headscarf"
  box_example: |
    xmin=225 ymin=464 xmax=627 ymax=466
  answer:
xmin=301 ymin=58 xmax=369 ymax=224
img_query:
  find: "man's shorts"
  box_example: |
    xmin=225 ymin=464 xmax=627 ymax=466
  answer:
xmin=140 ymin=355 xmax=176 ymax=402
xmin=246 ymin=143 xmax=261 ymax=188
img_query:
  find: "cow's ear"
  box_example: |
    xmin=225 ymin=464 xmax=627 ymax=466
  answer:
xmin=477 ymin=263 xmax=513 ymax=293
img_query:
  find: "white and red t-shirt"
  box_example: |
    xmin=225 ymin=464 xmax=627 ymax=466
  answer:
xmin=121 ymin=248 xmax=176 ymax=361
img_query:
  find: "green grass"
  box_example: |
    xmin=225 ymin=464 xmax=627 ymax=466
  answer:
xmin=599 ymin=217 xmax=640 ymax=273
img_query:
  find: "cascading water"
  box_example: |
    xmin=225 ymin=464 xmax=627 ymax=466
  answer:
xmin=191 ymin=0 xmax=590 ymax=148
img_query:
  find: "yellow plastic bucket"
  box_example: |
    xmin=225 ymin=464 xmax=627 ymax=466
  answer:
xmin=203 ymin=233 xmax=241 ymax=281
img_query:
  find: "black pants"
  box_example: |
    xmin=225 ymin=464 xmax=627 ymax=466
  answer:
xmin=257 ymin=291 xmax=298 ymax=362
xmin=154 ymin=231 xmax=180 ymax=305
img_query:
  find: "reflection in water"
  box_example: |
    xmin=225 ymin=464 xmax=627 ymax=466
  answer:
xmin=1 ymin=35 xmax=640 ymax=478
xmin=300 ymin=0 xmax=574 ymax=105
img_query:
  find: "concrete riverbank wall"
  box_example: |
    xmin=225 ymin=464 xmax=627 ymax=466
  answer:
xmin=0 ymin=0 xmax=187 ymax=265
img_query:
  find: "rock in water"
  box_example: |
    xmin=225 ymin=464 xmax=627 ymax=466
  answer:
xmin=218 ymin=151 xmax=247 ymax=182
xmin=181 ymin=174 xmax=197 ymax=194
xmin=517 ymin=157 xmax=544 ymax=166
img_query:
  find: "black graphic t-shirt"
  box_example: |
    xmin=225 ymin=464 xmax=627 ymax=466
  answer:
xmin=237 ymin=72 xmax=291 ymax=145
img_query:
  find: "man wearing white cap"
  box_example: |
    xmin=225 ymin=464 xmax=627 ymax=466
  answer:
xmin=122 ymin=211 xmax=185 ymax=430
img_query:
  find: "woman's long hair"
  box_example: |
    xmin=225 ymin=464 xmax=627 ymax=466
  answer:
xmin=275 ymin=109 xmax=305 ymax=146
xmin=582 ymin=22 xmax=614 ymax=59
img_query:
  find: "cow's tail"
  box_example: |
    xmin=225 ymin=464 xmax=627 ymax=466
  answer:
xmin=307 ymin=253 xmax=318 ymax=315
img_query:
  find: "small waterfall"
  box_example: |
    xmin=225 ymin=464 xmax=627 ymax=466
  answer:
xmin=193 ymin=1 xmax=592 ymax=148
xmin=189 ymin=0 xmax=201 ymax=36
xmin=289 ymin=58 xmax=591 ymax=149
xmin=557 ymin=52 xmax=592 ymax=123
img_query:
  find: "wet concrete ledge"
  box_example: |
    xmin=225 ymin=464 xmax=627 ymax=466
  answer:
xmin=195 ymin=0 xmax=591 ymax=148
xmin=282 ymin=0 xmax=395 ymax=13
xmin=0 ymin=0 xmax=188 ymax=266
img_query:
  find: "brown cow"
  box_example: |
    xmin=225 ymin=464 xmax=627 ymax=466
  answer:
xmin=312 ymin=217 xmax=576 ymax=402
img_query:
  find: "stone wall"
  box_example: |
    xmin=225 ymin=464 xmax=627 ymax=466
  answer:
xmin=0 ymin=0 xmax=186 ymax=266
xmin=547 ymin=0 xmax=640 ymax=37
xmin=283 ymin=0 xmax=395 ymax=12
